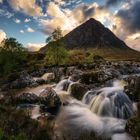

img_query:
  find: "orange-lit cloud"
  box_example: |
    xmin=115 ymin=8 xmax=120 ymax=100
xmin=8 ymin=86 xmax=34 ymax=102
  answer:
xmin=0 ymin=29 xmax=6 ymax=44
xmin=26 ymin=43 xmax=45 ymax=52
xmin=9 ymin=0 xmax=42 ymax=17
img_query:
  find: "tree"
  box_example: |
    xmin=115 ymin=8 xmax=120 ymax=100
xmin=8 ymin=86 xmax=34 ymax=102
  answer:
xmin=0 ymin=38 xmax=27 ymax=75
xmin=45 ymin=28 xmax=68 ymax=65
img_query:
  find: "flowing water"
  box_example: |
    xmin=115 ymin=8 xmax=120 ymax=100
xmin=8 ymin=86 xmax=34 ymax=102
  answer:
xmin=54 ymin=77 xmax=72 ymax=92
xmin=83 ymin=80 xmax=134 ymax=119
xmin=16 ymin=77 xmax=134 ymax=140
xmin=54 ymin=79 xmax=134 ymax=140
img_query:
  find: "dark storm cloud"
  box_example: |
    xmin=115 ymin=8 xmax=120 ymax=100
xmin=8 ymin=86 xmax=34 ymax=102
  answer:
xmin=117 ymin=1 xmax=140 ymax=33
xmin=82 ymin=5 xmax=95 ymax=19
xmin=105 ymin=0 xmax=132 ymax=6
xmin=106 ymin=0 xmax=120 ymax=6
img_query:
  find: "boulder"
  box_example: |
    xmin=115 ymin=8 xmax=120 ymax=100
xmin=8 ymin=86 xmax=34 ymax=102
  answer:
xmin=113 ymin=62 xmax=140 ymax=75
xmin=80 ymin=71 xmax=109 ymax=84
xmin=80 ymin=71 xmax=99 ymax=84
xmin=15 ymin=92 xmax=39 ymax=104
xmin=124 ymin=76 xmax=140 ymax=101
xmin=39 ymin=87 xmax=61 ymax=108
xmin=126 ymin=116 xmax=140 ymax=140
xmin=69 ymin=83 xmax=88 ymax=100
xmin=9 ymin=72 xmax=38 ymax=89
xmin=33 ymin=77 xmax=45 ymax=85
xmin=69 ymin=74 xmax=81 ymax=82
xmin=41 ymin=73 xmax=55 ymax=82
xmin=126 ymin=102 xmax=140 ymax=139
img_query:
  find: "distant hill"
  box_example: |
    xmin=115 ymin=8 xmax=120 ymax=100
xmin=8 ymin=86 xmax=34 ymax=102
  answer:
xmin=39 ymin=18 xmax=140 ymax=60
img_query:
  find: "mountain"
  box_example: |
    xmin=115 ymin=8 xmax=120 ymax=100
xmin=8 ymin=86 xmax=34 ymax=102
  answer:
xmin=63 ymin=18 xmax=128 ymax=49
xmin=40 ymin=18 xmax=136 ymax=54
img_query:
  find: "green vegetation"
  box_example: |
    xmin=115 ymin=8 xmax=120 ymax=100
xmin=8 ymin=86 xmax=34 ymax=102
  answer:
xmin=0 ymin=38 xmax=27 ymax=76
xmin=44 ymin=28 xmax=68 ymax=65
xmin=0 ymin=130 xmax=28 ymax=140
xmin=0 ymin=35 xmax=140 ymax=79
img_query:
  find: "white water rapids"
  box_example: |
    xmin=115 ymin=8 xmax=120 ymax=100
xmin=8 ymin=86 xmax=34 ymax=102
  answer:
xmin=83 ymin=80 xmax=133 ymax=119
xmin=53 ymin=79 xmax=134 ymax=140
xmin=17 ymin=77 xmax=134 ymax=140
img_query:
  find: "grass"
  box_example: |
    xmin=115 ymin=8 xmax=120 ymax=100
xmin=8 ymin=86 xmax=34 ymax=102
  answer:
xmin=69 ymin=47 xmax=140 ymax=61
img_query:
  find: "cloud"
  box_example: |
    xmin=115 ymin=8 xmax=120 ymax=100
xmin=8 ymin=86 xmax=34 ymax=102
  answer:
xmin=14 ymin=18 xmax=21 ymax=24
xmin=0 ymin=29 xmax=6 ymax=44
xmin=24 ymin=18 xmax=31 ymax=23
xmin=9 ymin=0 xmax=42 ymax=17
xmin=7 ymin=0 xmax=140 ymax=51
xmin=105 ymin=0 xmax=132 ymax=7
xmin=26 ymin=43 xmax=45 ymax=52
xmin=116 ymin=1 xmax=140 ymax=33
xmin=104 ymin=0 xmax=140 ymax=51
xmin=0 ymin=0 xmax=3 ymax=3
xmin=20 ymin=30 xmax=24 ymax=33
xmin=125 ymin=33 xmax=140 ymax=51
xmin=0 ymin=9 xmax=14 ymax=18
xmin=106 ymin=0 xmax=121 ymax=6
xmin=27 ymin=27 xmax=35 ymax=33
xmin=39 ymin=2 xmax=110 ymax=35
xmin=52 ymin=0 xmax=82 ymax=6
xmin=39 ymin=1 xmax=78 ymax=35
xmin=39 ymin=1 xmax=140 ymax=51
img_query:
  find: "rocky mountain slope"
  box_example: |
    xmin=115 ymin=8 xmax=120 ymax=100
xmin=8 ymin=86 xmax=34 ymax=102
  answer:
xmin=63 ymin=18 xmax=128 ymax=49
xmin=40 ymin=18 xmax=130 ymax=52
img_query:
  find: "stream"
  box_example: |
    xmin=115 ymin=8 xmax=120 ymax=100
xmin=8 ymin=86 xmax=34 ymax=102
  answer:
xmin=16 ymin=73 xmax=138 ymax=140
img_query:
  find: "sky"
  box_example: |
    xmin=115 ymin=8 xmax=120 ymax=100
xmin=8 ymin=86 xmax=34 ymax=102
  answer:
xmin=0 ymin=0 xmax=140 ymax=51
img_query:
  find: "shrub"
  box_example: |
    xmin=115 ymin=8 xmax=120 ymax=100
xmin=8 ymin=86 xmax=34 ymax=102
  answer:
xmin=45 ymin=28 xmax=68 ymax=65
xmin=0 ymin=38 xmax=27 ymax=75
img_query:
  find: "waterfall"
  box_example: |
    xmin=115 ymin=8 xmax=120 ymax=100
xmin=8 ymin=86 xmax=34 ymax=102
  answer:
xmin=82 ymin=80 xmax=134 ymax=119
xmin=54 ymin=77 xmax=73 ymax=92
xmin=54 ymin=96 xmax=131 ymax=140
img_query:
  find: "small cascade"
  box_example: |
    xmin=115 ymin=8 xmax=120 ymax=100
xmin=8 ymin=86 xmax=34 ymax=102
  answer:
xmin=54 ymin=77 xmax=73 ymax=92
xmin=83 ymin=80 xmax=134 ymax=119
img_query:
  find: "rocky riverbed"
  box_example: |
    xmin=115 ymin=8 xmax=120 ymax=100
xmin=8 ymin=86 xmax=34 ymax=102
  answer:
xmin=0 ymin=60 xmax=140 ymax=140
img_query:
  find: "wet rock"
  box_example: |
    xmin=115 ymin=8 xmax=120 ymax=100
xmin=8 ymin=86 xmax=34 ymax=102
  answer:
xmin=80 ymin=71 xmax=100 ymax=84
xmin=30 ymin=68 xmax=47 ymax=77
xmin=41 ymin=73 xmax=55 ymax=82
xmin=15 ymin=92 xmax=39 ymax=104
xmin=33 ymin=77 xmax=45 ymax=85
xmin=70 ymin=73 xmax=82 ymax=82
xmin=69 ymin=83 xmax=88 ymax=100
xmin=114 ymin=62 xmax=140 ymax=75
xmin=124 ymin=76 xmax=140 ymax=102
xmin=104 ymin=68 xmax=120 ymax=78
xmin=66 ymin=67 xmax=83 ymax=76
xmin=126 ymin=103 xmax=140 ymax=140
xmin=80 ymin=71 xmax=113 ymax=85
xmin=1 ymin=72 xmax=38 ymax=91
xmin=7 ymin=72 xmax=38 ymax=89
xmin=126 ymin=116 xmax=140 ymax=140
xmin=39 ymin=87 xmax=61 ymax=109
xmin=66 ymin=66 xmax=76 ymax=75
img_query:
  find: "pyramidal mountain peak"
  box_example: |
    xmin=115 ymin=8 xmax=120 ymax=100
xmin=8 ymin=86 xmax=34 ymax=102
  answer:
xmin=63 ymin=18 xmax=128 ymax=49
xmin=40 ymin=18 xmax=131 ymax=53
